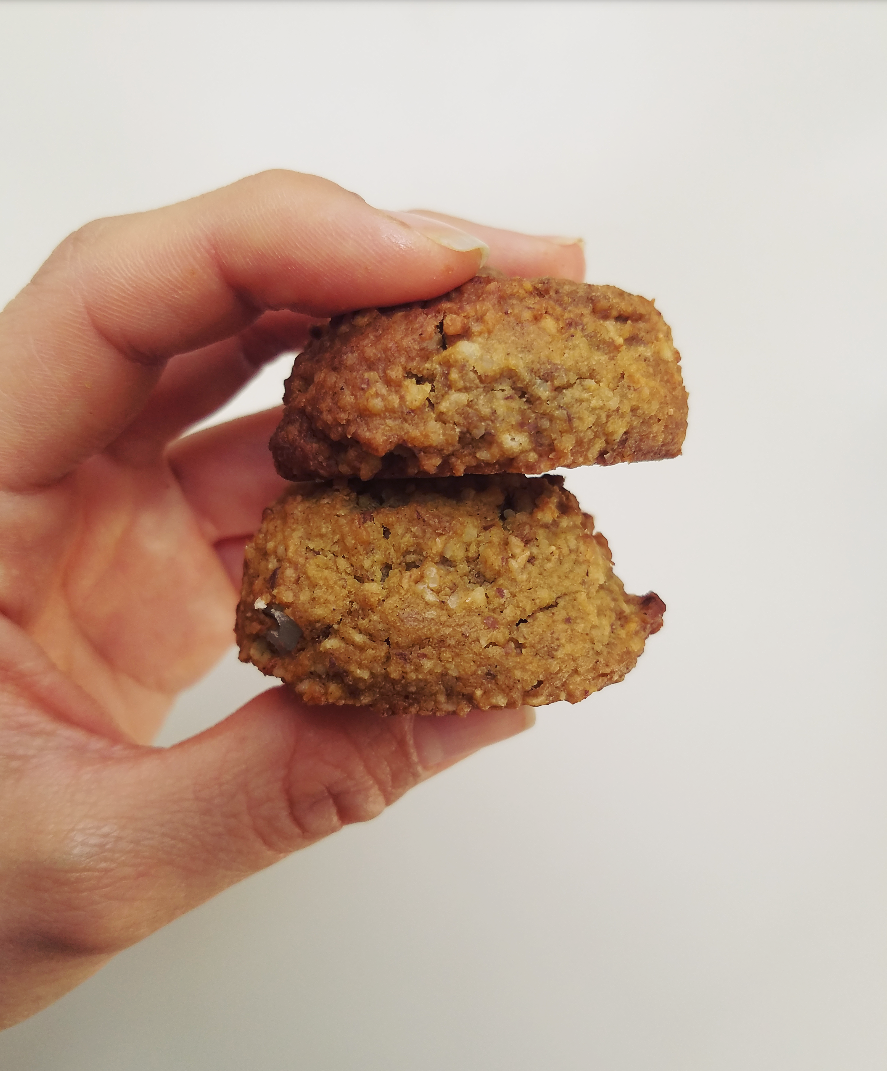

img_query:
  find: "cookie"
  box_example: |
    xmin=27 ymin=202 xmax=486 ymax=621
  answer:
xmin=235 ymin=474 xmax=664 ymax=715
xmin=271 ymin=274 xmax=688 ymax=481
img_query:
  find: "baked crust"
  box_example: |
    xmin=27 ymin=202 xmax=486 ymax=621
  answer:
xmin=235 ymin=474 xmax=664 ymax=715
xmin=271 ymin=275 xmax=688 ymax=480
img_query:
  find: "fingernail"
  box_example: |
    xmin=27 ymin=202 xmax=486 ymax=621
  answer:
xmin=385 ymin=211 xmax=490 ymax=266
xmin=542 ymin=235 xmax=585 ymax=249
xmin=414 ymin=706 xmax=536 ymax=771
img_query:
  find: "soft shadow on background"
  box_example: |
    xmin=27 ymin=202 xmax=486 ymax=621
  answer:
xmin=1 ymin=2 xmax=885 ymax=1069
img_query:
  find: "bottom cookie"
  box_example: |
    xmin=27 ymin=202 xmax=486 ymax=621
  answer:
xmin=236 ymin=474 xmax=664 ymax=715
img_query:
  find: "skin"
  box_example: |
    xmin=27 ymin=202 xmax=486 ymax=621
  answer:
xmin=0 ymin=171 xmax=585 ymax=1028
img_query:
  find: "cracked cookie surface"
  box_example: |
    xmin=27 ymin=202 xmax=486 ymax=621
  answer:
xmin=236 ymin=474 xmax=664 ymax=715
xmin=271 ymin=274 xmax=688 ymax=481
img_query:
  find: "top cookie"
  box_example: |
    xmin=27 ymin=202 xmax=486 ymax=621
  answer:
xmin=271 ymin=274 xmax=688 ymax=481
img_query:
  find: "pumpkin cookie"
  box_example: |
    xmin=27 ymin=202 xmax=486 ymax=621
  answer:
xmin=236 ymin=474 xmax=664 ymax=715
xmin=271 ymin=274 xmax=687 ymax=480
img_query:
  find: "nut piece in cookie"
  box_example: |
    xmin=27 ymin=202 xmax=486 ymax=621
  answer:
xmin=235 ymin=474 xmax=665 ymax=716
xmin=271 ymin=274 xmax=688 ymax=480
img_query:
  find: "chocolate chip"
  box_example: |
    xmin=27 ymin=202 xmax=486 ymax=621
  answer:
xmin=259 ymin=603 xmax=303 ymax=654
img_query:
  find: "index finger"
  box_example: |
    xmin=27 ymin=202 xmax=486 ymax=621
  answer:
xmin=0 ymin=171 xmax=491 ymax=491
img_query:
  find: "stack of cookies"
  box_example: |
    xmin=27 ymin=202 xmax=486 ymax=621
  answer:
xmin=235 ymin=273 xmax=688 ymax=715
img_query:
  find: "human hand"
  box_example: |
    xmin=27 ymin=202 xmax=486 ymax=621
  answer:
xmin=0 ymin=171 xmax=585 ymax=1027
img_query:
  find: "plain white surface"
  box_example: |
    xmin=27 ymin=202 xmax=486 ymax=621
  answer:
xmin=1 ymin=2 xmax=886 ymax=1068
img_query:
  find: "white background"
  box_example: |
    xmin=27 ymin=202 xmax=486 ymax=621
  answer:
xmin=1 ymin=2 xmax=886 ymax=1068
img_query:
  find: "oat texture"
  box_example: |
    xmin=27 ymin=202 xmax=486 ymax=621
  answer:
xmin=236 ymin=475 xmax=664 ymax=715
xmin=271 ymin=274 xmax=688 ymax=481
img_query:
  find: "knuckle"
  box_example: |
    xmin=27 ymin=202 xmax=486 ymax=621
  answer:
xmin=59 ymin=216 xmax=114 ymax=261
xmin=10 ymin=836 xmax=152 ymax=958
xmin=238 ymin=168 xmax=303 ymax=198
xmin=16 ymin=903 xmax=130 ymax=961
xmin=26 ymin=217 xmax=111 ymax=288
xmin=252 ymin=716 xmax=424 ymax=856
xmin=235 ymin=168 xmax=348 ymax=207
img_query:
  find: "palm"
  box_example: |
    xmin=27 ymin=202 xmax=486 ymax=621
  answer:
xmin=17 ymin=448 xmax=240 ymax=743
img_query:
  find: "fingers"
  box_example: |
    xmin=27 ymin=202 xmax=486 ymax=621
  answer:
xmin=167 ymin=408 xmax=289 ymax=545
xmin=405 ymin=211 xmax=586 ymax=282
xmin=108 ymin=311 xmax=320 ymax=463
xmin=0 ymin=171 xmax=489 ymax=491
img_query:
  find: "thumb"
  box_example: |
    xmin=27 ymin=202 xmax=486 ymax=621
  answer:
xmin=62 ymin=690 xmax=534 ymax=953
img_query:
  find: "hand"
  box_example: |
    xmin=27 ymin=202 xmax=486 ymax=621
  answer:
xmin=0 ymin=171 xmax=585 ymax=1027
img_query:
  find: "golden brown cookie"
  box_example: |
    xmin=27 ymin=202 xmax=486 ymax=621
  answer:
xmin=271 ymin=274 xmax=688 ymax=481
xmin=235 ymin=474 xmax=664 ymax=715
